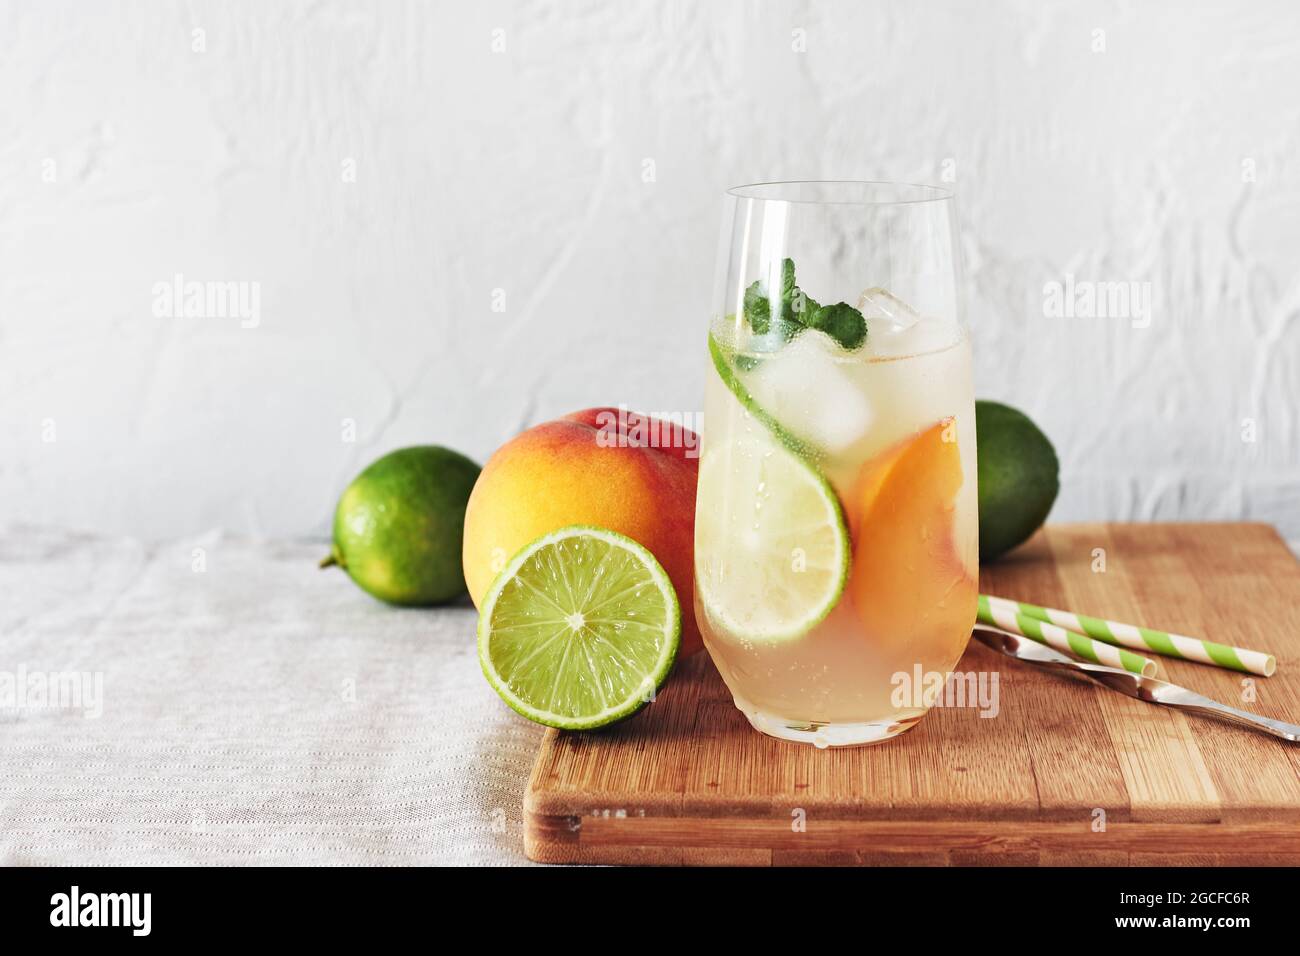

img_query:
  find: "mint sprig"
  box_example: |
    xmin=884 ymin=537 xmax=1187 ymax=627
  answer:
xmin=805 ymin=301 xmax=866 ymax=350
xmin=741 ymin=258 xmax=866 ymax=350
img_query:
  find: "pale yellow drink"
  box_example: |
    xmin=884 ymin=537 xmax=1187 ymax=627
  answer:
xmin=694 ymin=313 xmax=978 ymax=746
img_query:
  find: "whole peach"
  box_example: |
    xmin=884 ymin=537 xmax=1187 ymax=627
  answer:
xmin=463 ymin=407 xmax=701 ymax=656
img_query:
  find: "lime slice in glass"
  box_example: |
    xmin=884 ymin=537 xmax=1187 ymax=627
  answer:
xmin=708 ymin=332 xmax=821 ymax=459
xmin=695 ymin=427 xmax=850 ymax=643
xmin=477 ymin=525 xmax=681 ymax=730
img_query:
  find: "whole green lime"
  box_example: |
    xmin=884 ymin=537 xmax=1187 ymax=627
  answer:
xmin=975 ymin=401 xmax=1059 ymax=561
xmin=323 ymin=446 xmax=481 ymax=605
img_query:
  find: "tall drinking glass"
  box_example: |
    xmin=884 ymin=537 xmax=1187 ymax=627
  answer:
xmin=694 ymin=181 xmax=978 ymax=747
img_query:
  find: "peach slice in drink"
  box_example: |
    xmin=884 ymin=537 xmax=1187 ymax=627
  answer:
xmin=847 ymin=419 xmax=977 ymax=659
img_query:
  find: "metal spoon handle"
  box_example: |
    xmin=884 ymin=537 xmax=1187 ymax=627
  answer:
xmin=973 ymin=626 xmax=1300 ymax=743
xmin=1116 ymin=679 xmax=1300 ymax=742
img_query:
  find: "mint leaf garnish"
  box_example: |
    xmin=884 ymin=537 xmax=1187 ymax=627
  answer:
xmin=743 ymin=281 xmax=772 ymax=335
xmin=742 ymin=258 xmax=801 ymax=340
xmin=791 ymin=289 xmax=819 ymax=321
xmin=806 ymin=302 xmax=866 ymax=350
xmin=778 ymin=258 xmax=797 ymax=312
xmin=741 ymin=258 xmax=866 ymax=350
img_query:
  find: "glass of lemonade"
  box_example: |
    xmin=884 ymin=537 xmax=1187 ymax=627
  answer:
xmin=694 ymin=181 xmax=978 ymax=747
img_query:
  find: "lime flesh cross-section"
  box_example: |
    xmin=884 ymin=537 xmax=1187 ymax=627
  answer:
xmin=694 ymin=421 xmax=850 ymax=644
xmin=477 ymin=525 xmax=681 ymax=730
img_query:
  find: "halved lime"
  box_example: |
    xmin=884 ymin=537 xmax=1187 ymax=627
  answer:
xmin=477 ymin=525 xmax=681 ymax=730
xmin=694 ymin=427 xmax=850 ymax=643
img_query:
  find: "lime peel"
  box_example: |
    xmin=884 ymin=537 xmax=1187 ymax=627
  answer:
xmin=708 ymin=332 xmax=823 ymax=459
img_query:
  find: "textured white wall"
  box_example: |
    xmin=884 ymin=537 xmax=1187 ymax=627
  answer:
xmin=2 ymin=0 xmax=1298 ymax=544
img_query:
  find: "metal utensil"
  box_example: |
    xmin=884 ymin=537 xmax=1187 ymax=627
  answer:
xmin=972 ymin=625 xmax=1300 ymax=743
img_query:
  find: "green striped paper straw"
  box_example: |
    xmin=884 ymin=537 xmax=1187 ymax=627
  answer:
xmin=977 ymin=595 xmax=1157 ymax=677
xmin=982 ymin=594 xmax=1276 ymax=677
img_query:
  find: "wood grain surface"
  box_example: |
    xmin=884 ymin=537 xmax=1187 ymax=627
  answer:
xmin=525 ymin=524 xmax=1300 ymax=865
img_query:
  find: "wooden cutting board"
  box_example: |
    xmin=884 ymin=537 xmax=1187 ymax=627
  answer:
xmin=524 ymin=523 xmax=1300 ymax=865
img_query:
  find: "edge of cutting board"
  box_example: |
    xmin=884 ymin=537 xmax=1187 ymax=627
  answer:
xmin=523 ymin=810 xmax=1300 ymax=866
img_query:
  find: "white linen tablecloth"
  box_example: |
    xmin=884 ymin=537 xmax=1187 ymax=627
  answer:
xmin=0 ymin=526 xmax=544 ymax=866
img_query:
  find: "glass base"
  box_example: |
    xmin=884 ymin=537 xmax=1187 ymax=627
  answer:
xmin=736 ymin=700 xmax=926 ymax=748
